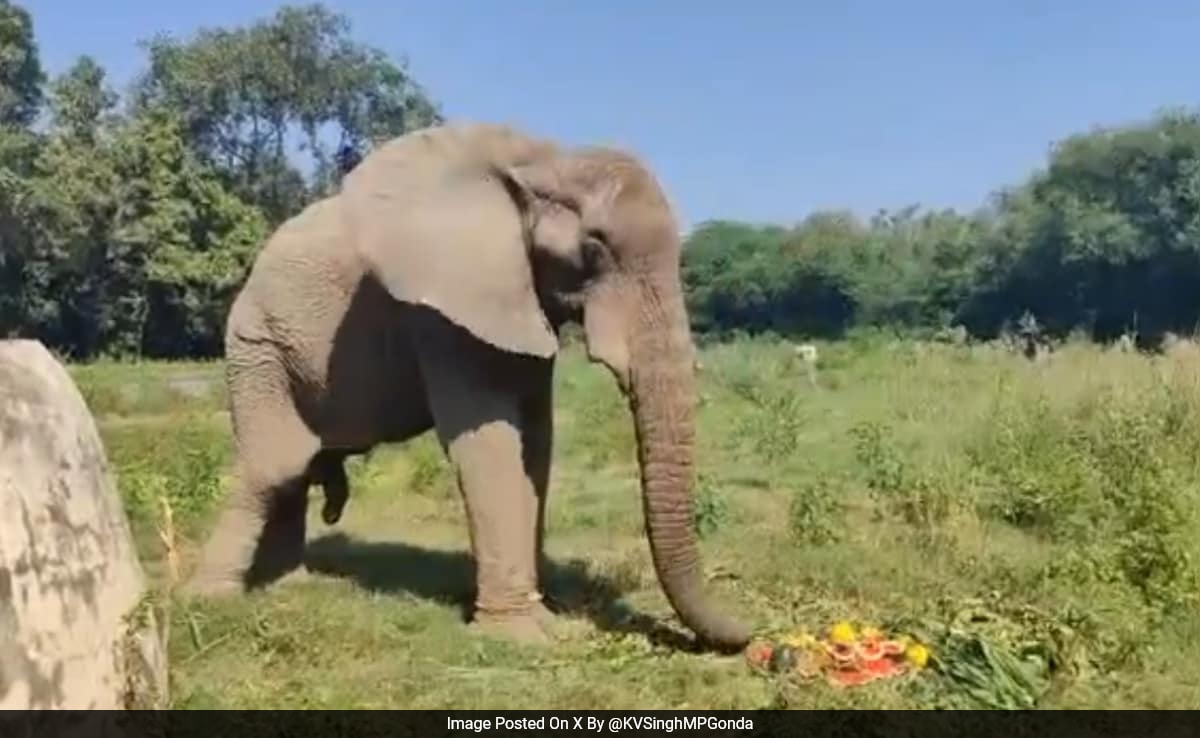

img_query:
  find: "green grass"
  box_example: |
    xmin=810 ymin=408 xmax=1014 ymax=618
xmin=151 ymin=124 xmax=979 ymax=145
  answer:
xmin=74 ymin=333 xmax=1200 ymax=708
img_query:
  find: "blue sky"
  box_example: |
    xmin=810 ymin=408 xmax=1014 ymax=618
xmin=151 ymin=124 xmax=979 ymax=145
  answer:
xmin=22 ymin=1 xmax=1200 ymax=230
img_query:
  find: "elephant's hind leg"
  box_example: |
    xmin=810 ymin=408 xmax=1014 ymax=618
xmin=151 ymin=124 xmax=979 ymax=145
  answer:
xmin=186 ymin=363 xmax=320 ymax=596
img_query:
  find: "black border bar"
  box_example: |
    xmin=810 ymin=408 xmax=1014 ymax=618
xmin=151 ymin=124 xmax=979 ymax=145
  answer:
xmin=2 ymin=710 xmax=1198 ymax=738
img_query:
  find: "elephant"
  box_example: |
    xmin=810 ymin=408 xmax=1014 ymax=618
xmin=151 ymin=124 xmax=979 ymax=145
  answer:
xmin=184 ymin=122 xmax=752 ymax=651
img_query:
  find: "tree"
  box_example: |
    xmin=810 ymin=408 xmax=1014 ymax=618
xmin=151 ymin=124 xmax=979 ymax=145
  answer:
xmin=132 ymin=3 xmax=442 ymax=224
xmin=961 ymin=109 xmax=1200 ymax=342
xmin=0 ymin=0 xmax=42 ymax=127
xmin=108 ymin=108 xmax=267 ymax=357
xmin=683 ymin=219 xmax=857 ymax=338
xmin=0 ymin=1 xmax=443 ymax=358
xmin=48 ymin=56 xmax=117 ymax=143
xmin=0 ymin=124 xmax=46 ymax=338
xmin=0 ymin=0 xmax=44 ymax=337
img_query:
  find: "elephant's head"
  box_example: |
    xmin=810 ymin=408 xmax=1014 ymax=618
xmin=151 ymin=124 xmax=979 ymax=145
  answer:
xmin=342 ymin=123 xmax=752 ymax=651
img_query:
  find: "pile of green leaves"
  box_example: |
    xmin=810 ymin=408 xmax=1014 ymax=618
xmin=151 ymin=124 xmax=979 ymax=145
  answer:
xmin=886 ymin=595 xmax=1095 ymax=709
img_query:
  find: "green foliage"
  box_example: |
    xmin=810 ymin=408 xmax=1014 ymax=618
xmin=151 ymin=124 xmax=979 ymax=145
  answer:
xmin=936 ymin=632 xmax=1052 ymax=709
xmin=850 ymin=421 xmax=907 ymax=500
xmin=740 ymin=387 xmax=806 ymax=461
xmin=92 ymin=339 xmax=1200 ymax=709
xmin=851 ymin=421 xmax=954 ymax=538
xmin=0 ymin=2 xmax=439 ymax=359
xmin=958 ymin=110 xmax=1200 ymax=343
xmin=104 ymin=414 xmax=230 ymax=542
xmin=4 ymin=0 xmax=1200 ymax=360
xmin=110 ymin=108 xmax=268 ymax=357
xmin=787 ymin=478 xmax=844 ymax=545
xmin=0 ymin=0 xmax=43 ymax=126
xmin=683 ymin=110 xmax=1200 ymax=350
xmin=970 ymin=377 xmax=1200 ymax=612
xmin=1 ymin=102 xmax=266 ymax=358
xmin=48 ymin=55 xmax=117 ymax=142
xmin=683 ymin=208 xmax=991 ymax=340
xmin=132 ymin=3 xmax=442 ymax=222
xmin=692 ymin=474 xmax=729 ymax=538
xmin=404 ymin=434 xmax=453 ymax=498
xmin=568 ymin=375 xmax=636 ymax=471
xmin=683 ymin=219 xmax=855 ymax=338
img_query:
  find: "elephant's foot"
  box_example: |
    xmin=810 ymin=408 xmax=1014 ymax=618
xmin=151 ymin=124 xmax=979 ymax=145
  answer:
xmin=470 ymin=610 xmax=551 ymax=645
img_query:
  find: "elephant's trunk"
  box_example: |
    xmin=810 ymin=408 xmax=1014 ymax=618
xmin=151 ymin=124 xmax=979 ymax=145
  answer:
xmin=625 ymin=277 xmax=752 ymax=652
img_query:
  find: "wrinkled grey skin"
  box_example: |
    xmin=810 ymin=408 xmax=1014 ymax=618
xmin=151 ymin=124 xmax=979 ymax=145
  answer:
xmin=185 ymin=122 xmax=752 ymax=651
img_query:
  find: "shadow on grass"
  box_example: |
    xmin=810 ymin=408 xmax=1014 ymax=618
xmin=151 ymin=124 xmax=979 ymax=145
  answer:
xmin=304 ymin=532 xmax=701 ymax=652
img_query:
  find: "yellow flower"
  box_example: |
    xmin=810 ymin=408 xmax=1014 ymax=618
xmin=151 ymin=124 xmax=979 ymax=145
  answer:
xmin=860 ymin=625 xmax=883 ymax=641
xmin=829 ymin=621 xmax=857 ymax=644
xmin=905 ymin=642 xmax=930 ymax=668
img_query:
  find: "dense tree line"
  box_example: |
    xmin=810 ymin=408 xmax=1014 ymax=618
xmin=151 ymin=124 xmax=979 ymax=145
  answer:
xmin=0 ymin=2 xmax=440 ymax=358
xmin=684 ymin=109 xmax=1200 ymax=347
xmin=1 ymin=0 xmax=1197 ymax=358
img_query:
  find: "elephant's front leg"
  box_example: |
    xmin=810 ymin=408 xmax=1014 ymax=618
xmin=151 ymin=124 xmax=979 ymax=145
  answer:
xmin=441 ymin=414 xmax=546 ymax=642
xmin=520 ymin=374 xmax=557 ymax=627
xmin=417 ymin=364 xmax=546 ymax=641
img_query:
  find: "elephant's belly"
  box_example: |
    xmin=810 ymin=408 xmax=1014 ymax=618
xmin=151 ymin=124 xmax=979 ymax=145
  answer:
xmin=314 ymin=320 xmax=433 ymax=451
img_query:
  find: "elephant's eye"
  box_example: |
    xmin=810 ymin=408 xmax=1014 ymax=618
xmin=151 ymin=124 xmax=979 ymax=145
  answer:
xmin=581 ymin=232 xmax=610 ymax=272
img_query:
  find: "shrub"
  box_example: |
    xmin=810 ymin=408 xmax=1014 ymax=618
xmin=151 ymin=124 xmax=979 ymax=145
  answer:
xmin=405 ymin=435 xmax=454 ymax=498
xmin=970 ymin=378 xmax=1200 ymax=611
xmin=788 ymin=478 xmax=844 ymax=545
xmin=104 ymin=414 xmax=231 ymax=542
xmin=693 ymin=474 xmax=730 ymax=538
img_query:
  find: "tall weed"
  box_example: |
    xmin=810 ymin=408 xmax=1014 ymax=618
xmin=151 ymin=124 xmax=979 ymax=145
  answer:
xmin=850 ymin=421 xmax=955 ymax=536
xmin=970 ymin=377 xmax=1200 ymax=612
xmin=103 ymin=414 xmax=231 ymax=538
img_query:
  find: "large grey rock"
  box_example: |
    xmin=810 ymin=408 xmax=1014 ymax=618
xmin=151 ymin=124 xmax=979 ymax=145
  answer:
xmin=0 ymin=340 xmax=167 ymax=709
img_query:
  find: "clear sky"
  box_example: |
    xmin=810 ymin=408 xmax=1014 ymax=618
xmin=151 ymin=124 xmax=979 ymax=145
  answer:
xmin=22 ymin=1 xmax=1200 ymax=230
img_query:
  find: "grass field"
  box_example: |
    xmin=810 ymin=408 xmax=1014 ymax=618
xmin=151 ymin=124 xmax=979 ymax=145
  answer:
xmin=71 ymin=332 xmax=1200 ymax=709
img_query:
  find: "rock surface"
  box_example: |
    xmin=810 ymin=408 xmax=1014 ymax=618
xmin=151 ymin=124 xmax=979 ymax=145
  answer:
xmin=0 ymin=340 xmax=167 ymax=709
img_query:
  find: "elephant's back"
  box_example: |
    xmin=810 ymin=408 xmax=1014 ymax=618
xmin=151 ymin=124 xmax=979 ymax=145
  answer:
xmin=341 ymin=122 xmax=560 ymax=204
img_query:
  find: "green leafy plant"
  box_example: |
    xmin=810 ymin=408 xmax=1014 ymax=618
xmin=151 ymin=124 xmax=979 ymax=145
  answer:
xmin=405 ymin=435 xmax=453 ymax=498
xmin=693 ymin=475 xmax=730 ymax=538
xmin=788 ymin=478 xmax=844 ymax=545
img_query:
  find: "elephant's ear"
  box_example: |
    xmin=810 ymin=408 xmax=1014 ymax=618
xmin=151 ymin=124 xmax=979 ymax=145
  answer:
xmin=341 ymin=137 xmax=564 ymax=358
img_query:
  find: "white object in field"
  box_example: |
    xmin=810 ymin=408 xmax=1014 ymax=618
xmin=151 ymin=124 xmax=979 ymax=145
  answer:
xmin=0 ymin=340 xmax=168 ymax=709
xmin=791 ymin=343 xmax=819 ymax=386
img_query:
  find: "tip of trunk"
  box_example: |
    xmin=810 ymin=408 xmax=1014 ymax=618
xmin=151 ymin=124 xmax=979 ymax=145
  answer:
xmin=677 ymin=598 xmax=753 ymax=652
xmin=647 ymin=559 xmax=751 ymax=651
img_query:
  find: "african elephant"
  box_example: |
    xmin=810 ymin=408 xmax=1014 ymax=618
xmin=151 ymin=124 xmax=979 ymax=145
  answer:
xmin=184 ymin=122 xmax=751 ymax=651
